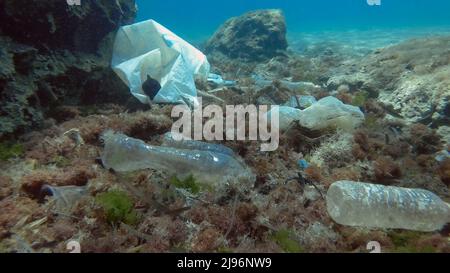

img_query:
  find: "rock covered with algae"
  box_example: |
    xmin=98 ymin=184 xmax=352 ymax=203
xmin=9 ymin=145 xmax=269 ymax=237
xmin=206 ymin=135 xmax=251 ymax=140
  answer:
xmin=205 ymin=9 xmax=288 ymax=61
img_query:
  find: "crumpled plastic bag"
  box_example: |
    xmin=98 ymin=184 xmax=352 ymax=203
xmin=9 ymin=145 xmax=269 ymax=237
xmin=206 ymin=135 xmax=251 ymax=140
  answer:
xmin=268 ymin=96 xmax=365 ymax=132
xmin=299 ymin=96 xmax=364 ymax=131
xmin=111 ymin=19 xmax=210 ymax=107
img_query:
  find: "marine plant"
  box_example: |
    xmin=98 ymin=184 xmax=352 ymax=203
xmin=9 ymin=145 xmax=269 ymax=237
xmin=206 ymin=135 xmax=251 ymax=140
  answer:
xmin=351 ymin=91 xmax=369 ymax=107
xmin=271 ymin=229 xmax=304 ymax=253
xmin=0 ymin=142 xmax=24 ymax=161
xmin=388 ymin=231 xmax=437 ymax=253
xmin=96 ymin=190 xmax=139 ymax=225
xmin=170 ymin=175 xmax=213 ymax=194
xmin=438 ymin=158 xmax=450 ymax=186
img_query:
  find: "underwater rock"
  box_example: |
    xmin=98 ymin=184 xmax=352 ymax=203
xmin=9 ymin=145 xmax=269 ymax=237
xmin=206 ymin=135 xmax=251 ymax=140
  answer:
xmin=0 ymin=0 xmax=137 ymax=137
xmin=327 ymin=37 xmax=450 ymax=125
xmin=205 ymin=9 xmax=288 ymax=61
xmin=437 ymin=126 xmax=450 ymax=146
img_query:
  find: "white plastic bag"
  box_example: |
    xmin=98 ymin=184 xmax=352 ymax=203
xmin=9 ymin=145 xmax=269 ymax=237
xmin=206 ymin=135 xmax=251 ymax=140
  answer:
xmin=299 ymin=96 xmax=364 ymax=131
xmin=111 ymin=19 xmax=210 ymax=107
xmin=268 ymin=96 xmax=365 ymax=132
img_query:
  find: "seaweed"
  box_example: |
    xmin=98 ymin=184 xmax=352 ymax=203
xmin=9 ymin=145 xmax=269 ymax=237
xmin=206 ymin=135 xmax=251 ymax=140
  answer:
xmin=351 ymin=91 xmax=369 ymax=107
xmin=96 ymin=190 xmax=139 ymax=226
xmin=271 ymin=229 xmax=304 ymax=253
xmin=362 ymin=114 xmax=380 ymax=130
xmin=373 ymin=156 xmax=402 ymax=183
xmin=50 ymin=155 xmax=71 ymax=168
xmin=388 ymin=231 xmax=438 ymax=253
xmin=438 ymin=158 xmax=450 ymax=186
xmin=169 ymin=175 xmax=213 ymax=195
xmin=0 ymin=142 xmax=24 ymax=161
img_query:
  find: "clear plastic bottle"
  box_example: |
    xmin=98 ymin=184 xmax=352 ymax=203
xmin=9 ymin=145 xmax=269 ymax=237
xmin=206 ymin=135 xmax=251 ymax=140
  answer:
xmin=326 ymin=181 xmax=450 ymax=231
xmin=101 ymin=131 xmax=254 ymax=187
xmin=162 ymin=132 xmax=235 ymax=156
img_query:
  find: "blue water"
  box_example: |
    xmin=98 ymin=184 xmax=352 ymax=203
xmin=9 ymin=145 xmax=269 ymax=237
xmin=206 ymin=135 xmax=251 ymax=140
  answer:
xmin=136 ymin=0 xmax=450 ymax=43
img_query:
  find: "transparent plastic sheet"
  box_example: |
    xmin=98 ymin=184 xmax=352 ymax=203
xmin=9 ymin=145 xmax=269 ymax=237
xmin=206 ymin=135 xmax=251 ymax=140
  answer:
xmin=41 ymin=185 xmax=87 ymax=212
xmin=111 ymin=20 xmax=210 ymax=107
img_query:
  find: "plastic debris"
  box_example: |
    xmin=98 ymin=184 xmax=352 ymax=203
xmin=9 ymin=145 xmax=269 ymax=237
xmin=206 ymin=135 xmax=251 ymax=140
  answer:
xmin=435 ymin=149 xmax=450 ymax=162
xmin=270 ymin=96 xmax=365 ymax=132
xmin=111 ymin=19 xmax=210 ymax=107
xmin=252 ymin=74 xmax=322 ymax=93
xmin=284 ymin=95 xmax=317 ymax=109
xmin=41 ymin=185 xmax=87 ymax=212
xmin=63 ymin=128 xmax=85 ymax=146
xmin=299 ymin=96 xmax=364 ymax=131
xmin=101 ymin=131 xmax=255 ymax=187
xmin=268 ymin=106 xmax=302 ymax=131
xmin=207 ymin=73 xmax=236 ymax=87
xmin=326 ymin=180 xmax=450 ymax=232
xmin=162 ymin=132 xmax=235 ymax=156
xmin=297 ymin=159 xmax=309 ymax=170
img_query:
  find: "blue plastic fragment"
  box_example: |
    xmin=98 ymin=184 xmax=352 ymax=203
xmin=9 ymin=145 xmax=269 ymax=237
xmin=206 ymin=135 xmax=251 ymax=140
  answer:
xmin=435 ymin=150 xmax=450 ymax=162
xmin=298 ymin=159 xmax=309 ymax=170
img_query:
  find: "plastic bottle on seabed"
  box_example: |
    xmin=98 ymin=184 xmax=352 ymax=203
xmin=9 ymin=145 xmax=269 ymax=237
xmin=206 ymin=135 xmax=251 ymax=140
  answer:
xmin=326 ymin=181 xmax=450 ymax=232
xmin=100 ymin=131 xmax=255 ymax=188
xmin=162 ymin=132 xmax=235 ymax=156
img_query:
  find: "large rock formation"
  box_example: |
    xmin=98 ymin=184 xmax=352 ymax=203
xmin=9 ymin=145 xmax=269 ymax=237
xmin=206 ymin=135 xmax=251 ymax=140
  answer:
xmin=327 ymin=37 xmax=450 ymax=126
xmin=0 ymin=0 xmax=137 ymax=137
xmin=205 ymin=9 xmax=288 ymax=61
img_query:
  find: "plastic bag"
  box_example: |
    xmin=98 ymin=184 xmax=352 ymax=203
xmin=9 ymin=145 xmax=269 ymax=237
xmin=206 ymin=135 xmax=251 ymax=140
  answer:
xmin=299 ymin=96 xmax=364 ymax=131
xmin=207 ymin=73 xmax=236 ymax=87
xmin=111 ymin=19 xmax=210 ymax=107
xmin=268 ymin=96 xmax=364 ymax=132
